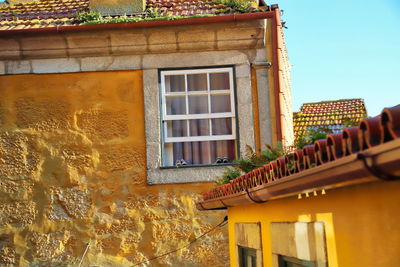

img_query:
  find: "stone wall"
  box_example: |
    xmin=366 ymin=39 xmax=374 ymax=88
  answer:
xmin=0 ymin=18 xmax=282 ymax=266
xmin=277 ymin=23 xmax=294 ymax=147
xmin=0 ymin=71 xmax=227 ymax=266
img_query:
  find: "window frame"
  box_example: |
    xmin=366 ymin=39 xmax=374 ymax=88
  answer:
xmin=159 ymin=66 xmax=239 ymax=167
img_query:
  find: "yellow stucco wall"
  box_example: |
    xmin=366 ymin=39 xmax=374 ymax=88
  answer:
xmin=228 ymin=180 xmax=400 ymax=267
xmin=0 ymin=71 xmax=228 ymax=266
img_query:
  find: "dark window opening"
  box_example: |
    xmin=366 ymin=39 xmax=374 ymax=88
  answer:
xmin=278 ymin=255 xmax=315 ymax=267
xmin=238 ymin=246 xmax=257 ymax=267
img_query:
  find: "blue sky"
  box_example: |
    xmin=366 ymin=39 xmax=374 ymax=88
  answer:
xmin=275 ymin=0 xmax=400 ymax=116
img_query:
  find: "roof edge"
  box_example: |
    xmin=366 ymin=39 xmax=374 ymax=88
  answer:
xmin=0 ymin=12 xmax=275 ymax=36
xmin=197 ymin=138 xmax=400 ymax=210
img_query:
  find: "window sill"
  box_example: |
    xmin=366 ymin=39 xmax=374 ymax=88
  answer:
xmin=160 ymin=162 xmax=237 ymax=170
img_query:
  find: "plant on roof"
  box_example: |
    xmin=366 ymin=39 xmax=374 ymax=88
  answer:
xmin=295 ymin=127 xmax=332 ymax=149
xmin=220 ymin=0 xmax=259 ymax=13
xmin=216 ymin=143 xmax=288 ymax=185
xmin=76 ymin=10 xmax=102 ymax=23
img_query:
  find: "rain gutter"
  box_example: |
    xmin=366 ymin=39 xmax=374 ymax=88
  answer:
xmin=196 ymin=138 xmax=400 ymax=210
xmin=0 ymin=12 xmax=275 ymax=36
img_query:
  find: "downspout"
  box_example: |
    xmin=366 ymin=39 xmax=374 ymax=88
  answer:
xmin=271 ymin=6 xmax=283 ymax=143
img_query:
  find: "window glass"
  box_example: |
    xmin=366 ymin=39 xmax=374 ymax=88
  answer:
xmin=212 ymin=118 xmax=232 ymax=135
xmin=170 ymin=140 xmax=236 ymax=165
xmin=211 ymin=94 xmax=231 ymax=113
xmin=210 ymin=72 xmax=230 ymax=90
xmin=167 ymin=120 xmax=188 ymax=137
xmin=165 ymin=75 xmax=185 ymax=92
xmin=166 ymin=96 xmax=186 ymax=115
xmin=190 ymin=119 xmax=210 ymax=136
xmin=187 ymin=73 xmax=207 ymax=91
xmin=189 ymin=95 xmax=209 ymax=114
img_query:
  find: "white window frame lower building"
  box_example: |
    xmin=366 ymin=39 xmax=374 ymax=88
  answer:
xmin=160 ymin=67 xmax=238 ymax=167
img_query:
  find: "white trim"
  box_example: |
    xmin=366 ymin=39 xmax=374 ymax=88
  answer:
xmin=165 ymin=135 xmax=236 ymax=143
xmin=164 ymin=113 xmax=234 ymax=120
xmin=160 ymin=67 xmax=237 ymax=166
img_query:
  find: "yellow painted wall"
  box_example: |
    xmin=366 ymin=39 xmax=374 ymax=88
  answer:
xmin=228 ymin=180 xmax=400 ymax=267
xmin=0 ymin=71 xmax=228 ymax=266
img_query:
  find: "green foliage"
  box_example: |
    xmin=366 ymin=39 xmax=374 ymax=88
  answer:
xmin=76 ymin=11 xmax=217 ymax=25
xmin=343 ymin=117 xmax=359 ymax=128
xmin=216 ymin=167 xmax=242 ymax=185
xmin=295 ymin=127 xmax=332 ymax=149
xmin=221 ymin=0 xmax=251 ymax=13
xmin=76 ymin=11 xmax=103 ymax=23
xmin=216 ymin=143 xmax=287 ymax=185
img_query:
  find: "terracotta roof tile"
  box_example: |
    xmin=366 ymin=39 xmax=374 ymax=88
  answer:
xmin=293 ymin=98 xmax=367 ymax=140
xmin=199 ymin=103 xmax=400 ymax=204
xmin=0 ymin=0 xmax=239 ymax=30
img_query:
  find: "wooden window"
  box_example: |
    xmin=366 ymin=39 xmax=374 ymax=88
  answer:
xmin=239 ymin=246 xmax=258 ymax=267
xmin=160 ymin=68 xmax=237 ymax=167
xmin=278 ymin=255 xmax=315 ymax=267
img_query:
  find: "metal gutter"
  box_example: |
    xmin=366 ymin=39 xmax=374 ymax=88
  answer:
xmin=0 ymin=12 xmax=275 ymax=36
xmin=197 ymin=138 xmax=400 ymax=210
xmin=271 ymin=7 xmax=283 ymax=142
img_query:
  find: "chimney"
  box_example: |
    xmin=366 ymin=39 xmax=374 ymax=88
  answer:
xmin=89 ymin=0 xmax=146 ymax=16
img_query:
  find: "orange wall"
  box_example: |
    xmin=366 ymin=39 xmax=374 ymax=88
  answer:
xmin=228 ymin=180 xmax=400 ymax=267
xmin=0 ymin=71 xmax=227 ymax=266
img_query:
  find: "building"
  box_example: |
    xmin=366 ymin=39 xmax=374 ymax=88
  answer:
xmin=293 ymin=98 xmax=367 ymax=141
xmin=0 ymin=0 xmax=293 ymax=265
xmin=197 ymin=105 xmax=400 ymax=267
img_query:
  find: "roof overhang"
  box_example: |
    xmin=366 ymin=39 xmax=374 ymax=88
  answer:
xmin=197 ymin=138 xmax=400 ymax=210
xmin=0 ymin=12 xmax=275 ymax=36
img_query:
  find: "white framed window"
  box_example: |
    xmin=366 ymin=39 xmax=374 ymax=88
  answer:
xmin=160 ymin=67 xmax=238 ymax=167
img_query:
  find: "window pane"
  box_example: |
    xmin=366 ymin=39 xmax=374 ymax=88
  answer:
xmin=190 ymin=119 xmax=210 ymax=136
xmin=210 ymin=140 xmax=236 ymax=163
xmin=189 ymin=95 xmax=208 ymax=114
xmin=166 ymin=120 xmax=187 ymax=137
xmin=166 ymin=96 xmax=186 ymax=115
xmin=165 ymin=75 xmax=185 ymax=92
xmin=187 ymin=73 xmax=207 ymax=91
xmin=172 ymin=141 xmax=211 ymax=165
xmin=210 ymin=72 xmax=230 ymax=90
xmin=212 ymin=118 xmax=232 ymax=135
xmin=211 ymin=94 xmax=231 ymax=113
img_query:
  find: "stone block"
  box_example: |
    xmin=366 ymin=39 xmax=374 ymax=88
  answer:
xmin=80 ymin=55 xmax=142 ymax=71
xmin=76 ymin=108 xmax=130 ymax=141
xmin=20 ymin=36 xmax=67 ymax=58
xmin=108 ymin=55 xmax=142 ymax=70
xmin=218 ymin=38 xmax=264 ymax=50
xmin=0 ymin=38 xmax=20 ymax=59
xmin=6 ymin=60 xmax=31 ymax=74
xmin=236 ymin=77 xmax=252 ymax=104
xmin=148 ymin=31 xmax=177 ymax=53
xmin=177 ymin=30 xmax=215 ymax=51
xmin=217 ymin=26 xmax=264 ymax=41
xmin=235 ymin=64 xmax=250 ymax=78
xmin=98 ymin=144 xmax=146 ymax=173
xmin=80 ymin=56 xmax=114 ymax=71
xmin=31 ymin=58 xmax=80 ymax=73
xmin=142 ymin=50 xmax=249 ymax=69
xmin=110 ymin=32 xmax=147 ymax=55
xmin=49 ymin=187 xmax=93 ymax=219
xmin=0 ymin=201 xmax=37 ymax=226
xmin=15 ymin=97 xmax=71 ymax=130
xmin=67 ymin=33 xmax=110 ymax=56
xmin=0 ymin=132 xmax=40 ymax=178
xmin=0 ymin=61 xmax=5 ymax=75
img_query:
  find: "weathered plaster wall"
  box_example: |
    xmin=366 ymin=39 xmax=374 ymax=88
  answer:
xmin=0 ymin=71 xmax=227 ymax=266
xmin=277 ymin=25 xmax=294 ymax=147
